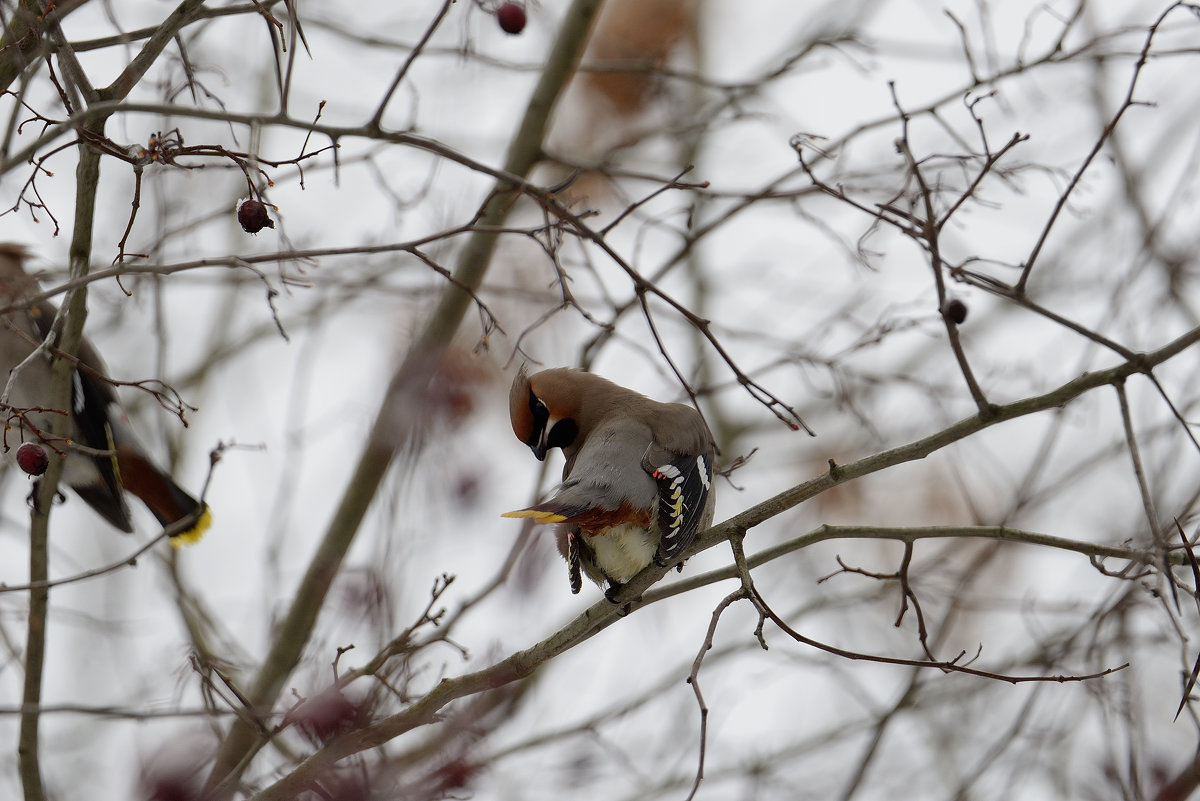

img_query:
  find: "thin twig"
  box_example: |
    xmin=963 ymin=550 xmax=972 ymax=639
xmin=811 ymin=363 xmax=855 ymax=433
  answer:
xmin=1016 ymin=2 xmax=1188 ymax=291
xmin=683 ymin=590 xmax=744 ymax=801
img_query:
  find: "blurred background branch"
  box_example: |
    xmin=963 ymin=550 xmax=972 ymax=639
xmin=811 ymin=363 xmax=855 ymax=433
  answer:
xmin=2 ymin=1 xmax=1200 ymax=800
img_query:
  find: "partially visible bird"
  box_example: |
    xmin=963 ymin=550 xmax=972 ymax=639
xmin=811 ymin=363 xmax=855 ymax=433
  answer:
xmin=503 ymin=367 xmax=715 ymax=597
xmin=0 ymin=243 xmax=210 ymax=542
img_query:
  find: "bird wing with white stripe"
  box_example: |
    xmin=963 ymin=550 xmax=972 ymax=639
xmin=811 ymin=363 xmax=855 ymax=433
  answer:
xmin=644 ymin=450 xmax=713 ymax=566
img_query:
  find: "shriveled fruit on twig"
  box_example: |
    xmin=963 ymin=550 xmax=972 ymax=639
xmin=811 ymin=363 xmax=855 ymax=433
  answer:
xmin=16 ymin=442 xmax=48 ymax=476
xmin=238 ymin=199 xmax=275 ymax=233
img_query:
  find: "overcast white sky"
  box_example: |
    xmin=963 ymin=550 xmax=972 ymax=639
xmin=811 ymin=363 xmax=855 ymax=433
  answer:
xmin=2 ymin=1 xmax=1199 ymax=799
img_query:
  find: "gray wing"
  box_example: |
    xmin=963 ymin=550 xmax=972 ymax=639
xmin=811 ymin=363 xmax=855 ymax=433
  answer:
xmin=534 ymin=419 xmax=659 ymax=524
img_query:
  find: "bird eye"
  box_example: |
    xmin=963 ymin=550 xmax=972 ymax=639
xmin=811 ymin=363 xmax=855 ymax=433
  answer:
xmin=528 ymin=390 xmax=547 ymax=416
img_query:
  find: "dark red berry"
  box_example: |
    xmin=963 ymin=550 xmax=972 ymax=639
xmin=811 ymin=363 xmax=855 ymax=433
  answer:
xmin=237 ymin=199 xmax=274 ymax=233
xmin=431 ymin=758 xmax=477 ymax=792
xmin=16 ymin=442 xmax=48 ymax=476
xmin=288 ymin=688 xmax=362 ymax=745
xmin=497 ymin=2 xmax=526 ymax=34
xmin=142 ymin=771 xmax=201 ymax=801
xmin=943 ymin=298 xmax=968 ymax=325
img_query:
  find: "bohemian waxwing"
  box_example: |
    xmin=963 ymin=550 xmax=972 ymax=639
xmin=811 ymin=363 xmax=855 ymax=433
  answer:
xmin=503 ymin=367 xmax=715 ymax=596
xmin=0 ymin=244 xmax=211 ymax=542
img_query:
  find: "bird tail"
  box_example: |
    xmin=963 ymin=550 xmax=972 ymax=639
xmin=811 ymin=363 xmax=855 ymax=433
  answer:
xmin=168 ymin=504 xmax=212 ymax=546
xmin=501 ymin=498 xmax=650 ymax=529
xmin=117 ymin=446 xmax=211 ymax=545
xmin=501 ymin=493 xmax=594 ymax=524
xmin=501 ymin=505 xmax=570 ymax=524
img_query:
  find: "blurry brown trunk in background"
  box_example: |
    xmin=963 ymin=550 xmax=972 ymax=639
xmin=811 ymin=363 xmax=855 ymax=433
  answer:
xmin=582 ymin=0 xmax=696 ymax=116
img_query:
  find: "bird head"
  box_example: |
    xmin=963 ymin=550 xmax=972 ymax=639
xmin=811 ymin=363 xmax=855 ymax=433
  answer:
xmin=509 ymin=367 xmax=582 ymax=461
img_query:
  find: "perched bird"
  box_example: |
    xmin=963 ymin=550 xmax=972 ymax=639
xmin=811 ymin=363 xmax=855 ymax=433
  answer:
xmin=503 ymin=367 xmax=715 ymax=597
xmin=0 ymin=244 xmax=210 ymax=543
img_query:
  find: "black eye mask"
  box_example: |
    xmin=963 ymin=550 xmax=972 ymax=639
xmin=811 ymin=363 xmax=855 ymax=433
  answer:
xmin=546 ymin=418 xmax=578 ymax=450
xmin=526 ymin=390 xmax=549 ymax=450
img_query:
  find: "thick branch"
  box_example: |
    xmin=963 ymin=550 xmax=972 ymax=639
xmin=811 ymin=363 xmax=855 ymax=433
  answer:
xmin=99 ymin=0 xmax=208 ymax=102
xmin=244 ymin=331 xmax=1199 ymax=798
xmin=18 ymin=113 xmax=105 ymax=801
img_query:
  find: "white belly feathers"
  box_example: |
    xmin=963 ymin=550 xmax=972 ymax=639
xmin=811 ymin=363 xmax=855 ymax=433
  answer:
xmin=585 ymin=522 xmax=658 ymax=584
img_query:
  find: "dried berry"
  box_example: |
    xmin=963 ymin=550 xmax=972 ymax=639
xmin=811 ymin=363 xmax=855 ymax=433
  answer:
xmin=431 ymin=757 xmax=478 ymax=792
xmin=142 ymin=771 xmax=201 ymax=801
xmin=16 ymin=442 xmax=48 ymax=476
xmin=237 ymin=199 xmax=274 ymax=233
xmin=288 ymin=688 xmax=363 ymax=745
xmin=943 ymin=298 xmax=968 ymax=325
xmin=497 ymin=2 xmax=526 ymax=34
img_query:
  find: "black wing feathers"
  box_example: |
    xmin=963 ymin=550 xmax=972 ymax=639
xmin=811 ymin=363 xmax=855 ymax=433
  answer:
xmin=646 ymin=452 xmax=712 ymax=565
xmin=30 ymin=304 xmax=128 ymax=523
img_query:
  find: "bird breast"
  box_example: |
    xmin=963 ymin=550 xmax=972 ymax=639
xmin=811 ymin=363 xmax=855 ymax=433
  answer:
xmin=583 ymin=521 xmax=658 ymax=584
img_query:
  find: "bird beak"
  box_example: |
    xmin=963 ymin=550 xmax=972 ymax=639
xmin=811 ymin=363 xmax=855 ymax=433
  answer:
xmin=532 ymin=431 xmax=549 ymax=461
xmin=530 ymin=417 xmax=553 ymax=461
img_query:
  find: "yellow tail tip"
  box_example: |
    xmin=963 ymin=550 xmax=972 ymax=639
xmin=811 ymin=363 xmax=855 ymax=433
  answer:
xmin=501 ymin=509 xmax=567 ymax=524
xmin=169 ymin=506 xmax=212 ymax=548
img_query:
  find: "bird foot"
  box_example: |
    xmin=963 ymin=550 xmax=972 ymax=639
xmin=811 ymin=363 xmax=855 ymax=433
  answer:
xmin=24 ymin=482 xmax=65 ymax=511
xmin=653 ymin=555 xmax=686 ymax=574
xmin=605 ymin=581 xmax=640 ymax=615
xmin=604 ymin=581 xmax=623 ymax=603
